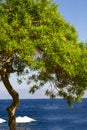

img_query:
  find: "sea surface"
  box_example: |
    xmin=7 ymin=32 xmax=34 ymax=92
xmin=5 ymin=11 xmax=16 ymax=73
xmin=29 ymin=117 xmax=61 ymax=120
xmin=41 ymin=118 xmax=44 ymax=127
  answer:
xmin=0 ymin=98 xmax=87 ymax=130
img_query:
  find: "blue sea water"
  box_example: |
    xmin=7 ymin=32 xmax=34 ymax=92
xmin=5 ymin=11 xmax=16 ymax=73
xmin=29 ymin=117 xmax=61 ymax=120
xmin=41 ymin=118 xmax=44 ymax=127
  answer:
xmin=0 ymin=98 xmax=87 ymax=130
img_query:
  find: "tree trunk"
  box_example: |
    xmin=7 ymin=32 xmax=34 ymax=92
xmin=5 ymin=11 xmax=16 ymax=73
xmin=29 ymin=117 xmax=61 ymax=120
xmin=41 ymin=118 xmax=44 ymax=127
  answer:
xmin=1 ymin=71 xmax=20 ymax=130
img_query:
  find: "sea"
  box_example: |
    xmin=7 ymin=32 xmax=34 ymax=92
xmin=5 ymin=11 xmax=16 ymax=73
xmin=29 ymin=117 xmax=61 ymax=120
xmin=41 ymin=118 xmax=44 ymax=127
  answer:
xmin=0 ymin=98 xmax=87 ymax=130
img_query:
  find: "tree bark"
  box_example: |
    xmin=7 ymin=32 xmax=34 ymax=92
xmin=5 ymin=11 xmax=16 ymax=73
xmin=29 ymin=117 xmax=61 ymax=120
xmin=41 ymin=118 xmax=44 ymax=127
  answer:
xmin=1 ymin=71 xmax=20 ymax=130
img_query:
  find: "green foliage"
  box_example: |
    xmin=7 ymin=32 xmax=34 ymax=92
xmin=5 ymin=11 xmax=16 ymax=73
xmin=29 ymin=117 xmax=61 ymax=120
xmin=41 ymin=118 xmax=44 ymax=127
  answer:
xmin=0 ymin=0 xmax=87 ymax=105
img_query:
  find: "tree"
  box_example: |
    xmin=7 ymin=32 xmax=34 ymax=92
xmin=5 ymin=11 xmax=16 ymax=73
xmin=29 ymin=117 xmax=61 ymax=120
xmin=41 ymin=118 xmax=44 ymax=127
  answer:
xmin=0 ymin=0 xmax=87 ymax=129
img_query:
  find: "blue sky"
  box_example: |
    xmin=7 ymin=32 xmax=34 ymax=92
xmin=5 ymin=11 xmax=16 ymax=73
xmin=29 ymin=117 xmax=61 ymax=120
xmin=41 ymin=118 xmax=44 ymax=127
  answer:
xmin=54 ymin=0 xmax=87 ymax=42
xmin=0 ymin=0 xmax=87 ymax=99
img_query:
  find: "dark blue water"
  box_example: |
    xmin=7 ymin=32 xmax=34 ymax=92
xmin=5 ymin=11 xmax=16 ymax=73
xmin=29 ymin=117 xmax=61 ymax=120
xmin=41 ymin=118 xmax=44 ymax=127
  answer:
xmin=0 ymin=98 xmax=87 ymax=130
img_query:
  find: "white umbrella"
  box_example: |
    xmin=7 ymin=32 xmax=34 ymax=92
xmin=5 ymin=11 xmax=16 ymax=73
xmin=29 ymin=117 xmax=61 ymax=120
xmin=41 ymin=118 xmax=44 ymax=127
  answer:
xmin=0 ymin=118 xmax=6 ymax=123
xmin=16 ymin=116 xmax=36 ymax=123
xmin=16 ymin=116 xmax=23 ymax=123
xmin=16 ymin=116 xmax=36 ymax=130
xmin=0 ymin=118 xmax=6 ymax=130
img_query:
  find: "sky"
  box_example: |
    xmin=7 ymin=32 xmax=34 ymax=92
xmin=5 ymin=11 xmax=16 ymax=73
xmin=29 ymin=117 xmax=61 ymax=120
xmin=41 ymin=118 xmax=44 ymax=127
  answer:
xmin=0 ymin=0 xmax=87 ymax=99
xmin=54 ymin=0 xmax=87 ymax=42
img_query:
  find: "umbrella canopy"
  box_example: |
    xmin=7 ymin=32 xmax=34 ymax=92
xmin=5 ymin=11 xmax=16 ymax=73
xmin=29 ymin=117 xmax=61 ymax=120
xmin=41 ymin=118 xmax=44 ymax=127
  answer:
xmin=16 ymin=116 xmax=36 ymax=130
xmin=0 ymin=118 xmax=6 ymax=123
xmin=16 ymin=116 xmax=36 ymax=123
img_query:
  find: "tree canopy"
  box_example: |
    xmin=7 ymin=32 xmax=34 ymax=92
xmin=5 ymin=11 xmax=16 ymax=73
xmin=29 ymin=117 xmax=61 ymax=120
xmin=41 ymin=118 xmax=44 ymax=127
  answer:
xmin=0 ymin=0 xmax=87 ymax=106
